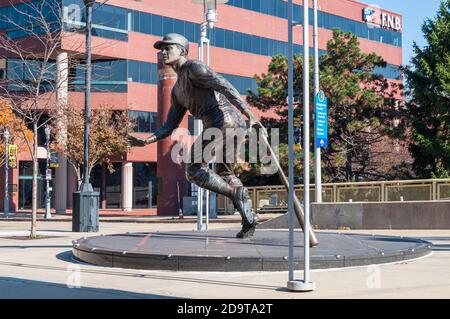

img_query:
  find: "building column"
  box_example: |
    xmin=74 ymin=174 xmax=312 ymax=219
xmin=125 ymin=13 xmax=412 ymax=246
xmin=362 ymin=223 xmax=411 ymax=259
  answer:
xmin=121 ymin=162 xmax=133 ymax=212
xmin=156 ymin=52 xmax=188 ymax=216
xmin=55 ymin=51 xmax=68 ymax=213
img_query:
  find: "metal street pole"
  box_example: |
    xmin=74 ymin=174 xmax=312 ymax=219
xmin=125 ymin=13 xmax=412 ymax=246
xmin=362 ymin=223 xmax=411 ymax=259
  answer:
xmin=196 ymin=20 xmax=208 ymax=231
xmin=301 ymin=0 xmax=315 ymax=291
xmin=72 ymin=0 xmax=99 ymax=232
xmin=287 ymin=0 xmax=295 ymax=283
xmin=82 ymin=0 xmax=93 ymax=190
xmin=45 ymin=126 xmax=51 ymax=219
xmin=313 ymin=0 xmax=322 ymax=203
xmin=287 ymin=0 xmax=315 ymax=292
xmin=3 ymin=129 xmax=9 ymax=218
xmin=193 ymin=0 xmax=228 ymax=231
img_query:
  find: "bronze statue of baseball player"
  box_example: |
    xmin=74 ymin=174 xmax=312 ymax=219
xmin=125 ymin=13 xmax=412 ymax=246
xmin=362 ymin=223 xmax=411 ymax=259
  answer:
xmin=129 ymin=33 xmax=258 ymax=238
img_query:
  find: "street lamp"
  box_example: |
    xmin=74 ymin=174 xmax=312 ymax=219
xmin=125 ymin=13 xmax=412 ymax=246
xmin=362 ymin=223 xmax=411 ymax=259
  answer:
xmin=3 ymin=129 xmax=9 ymax=218
xmin=44 ymin=126 xmax=51 ymax=219
xmin=72 ymin=0 xmax=99 ymax=232
xmin=192 ymin=0 xmax=228 ymax=231
xmin=192 ymin=0 xmax=228 ymax=29
xmin=286 ymin=0 xmax=315 ymax=292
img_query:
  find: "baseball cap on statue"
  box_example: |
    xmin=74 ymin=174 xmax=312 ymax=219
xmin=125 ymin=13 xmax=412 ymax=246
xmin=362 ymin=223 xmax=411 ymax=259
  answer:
xmin=154 ymin=33 xmax=189 ymax=54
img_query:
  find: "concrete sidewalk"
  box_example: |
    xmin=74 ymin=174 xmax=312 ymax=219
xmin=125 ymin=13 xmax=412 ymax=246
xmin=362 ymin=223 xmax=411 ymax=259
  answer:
xmin=0 ymin=221 xmax=449 ymax=298
xmin=0 ymin=212 xmax=277 ymax=224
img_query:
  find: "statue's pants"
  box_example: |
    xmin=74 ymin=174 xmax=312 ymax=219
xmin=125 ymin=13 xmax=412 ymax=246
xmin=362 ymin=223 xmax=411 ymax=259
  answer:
xmin=185 ymin=122 xmax=247 ymax=199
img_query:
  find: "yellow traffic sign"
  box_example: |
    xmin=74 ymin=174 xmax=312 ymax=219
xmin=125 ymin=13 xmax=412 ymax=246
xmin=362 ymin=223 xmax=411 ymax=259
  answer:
xmin=8 ymin=144 xmax=18 ymax=159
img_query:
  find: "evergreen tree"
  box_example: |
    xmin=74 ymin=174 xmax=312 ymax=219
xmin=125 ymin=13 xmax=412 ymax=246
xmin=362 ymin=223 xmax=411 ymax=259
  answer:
xmin=246 ymin=29 xmax=404 ymax=182
xmin=404 ymin=1 xmax=450 ymax=178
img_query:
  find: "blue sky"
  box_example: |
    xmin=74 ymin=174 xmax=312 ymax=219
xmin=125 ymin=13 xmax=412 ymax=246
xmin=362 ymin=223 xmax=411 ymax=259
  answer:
xmin=364 ymin=0 xmax=444 ymax=65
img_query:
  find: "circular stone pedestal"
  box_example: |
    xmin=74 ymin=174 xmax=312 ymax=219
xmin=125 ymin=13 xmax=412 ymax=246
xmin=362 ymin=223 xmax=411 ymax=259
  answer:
xmin=72 ymin=230 xmax=431 ymax=272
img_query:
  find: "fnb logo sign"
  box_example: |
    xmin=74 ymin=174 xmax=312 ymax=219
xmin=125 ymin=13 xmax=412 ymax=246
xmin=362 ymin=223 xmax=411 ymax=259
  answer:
xmin=363 ymin=8 xmax=377 ymax=23
xmin=363 ymin=7 xmax=402 ymax=32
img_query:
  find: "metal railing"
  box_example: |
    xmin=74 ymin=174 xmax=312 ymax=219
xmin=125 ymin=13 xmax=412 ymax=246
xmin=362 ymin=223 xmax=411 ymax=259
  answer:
xmin=217 ymin=178 xmax=450 ymax=214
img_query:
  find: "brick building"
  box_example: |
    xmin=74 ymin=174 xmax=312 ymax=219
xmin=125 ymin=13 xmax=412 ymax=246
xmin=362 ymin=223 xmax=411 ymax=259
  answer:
xmin=0 ymin=0 xmax=403 ymax=215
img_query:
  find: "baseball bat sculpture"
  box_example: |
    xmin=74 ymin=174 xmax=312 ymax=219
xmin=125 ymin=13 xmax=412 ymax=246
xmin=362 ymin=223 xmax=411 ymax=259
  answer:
xmin=249 ymin=114 xmax=319 ymax=247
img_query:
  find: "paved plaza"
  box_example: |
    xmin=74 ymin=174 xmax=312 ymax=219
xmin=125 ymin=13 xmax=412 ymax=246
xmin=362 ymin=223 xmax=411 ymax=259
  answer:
xmin=0 ymin=220 xmax=449 ymax=299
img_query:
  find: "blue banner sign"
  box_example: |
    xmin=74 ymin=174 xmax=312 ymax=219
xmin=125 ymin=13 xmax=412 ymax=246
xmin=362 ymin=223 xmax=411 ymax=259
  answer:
xmin=315 ymin=90 xmax=328 ymax=148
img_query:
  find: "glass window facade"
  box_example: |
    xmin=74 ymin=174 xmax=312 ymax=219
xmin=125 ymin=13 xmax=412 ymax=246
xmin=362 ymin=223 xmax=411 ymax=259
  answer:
xmin=133 ymin=162 xmax=157 ymax=208
xmin=127 ymin=9 xmax=400 ymax=79
xmin=90 ymin=164 xmax=103 ymax=208
xmin=374 ymin=64 xmax=402 ymax=80
xmin=127 ymin=59 xmax=257 ymax=93
xmin=227 ymin=0 xmax=402 ymax=47
xmin=5 ymin=58 xmax=56 ymax=92
xmin=128 ymin=111 xmax=158 ymax=133
xmin=0 ymin=0 xmax=61 ymax=39
xmin=221 ymin=73 xmax=258 ymax=95
xmin=62 ymin=0 xmax=129 ymax=41
xmin=105 ymin=162 xmax=122 ymax=208
xmin=1 ymin=1 xmax=401 ymax=80
xmin=18 ymin=160 xmax=55 ymax=209
xmin=127 ymin=60 xmax=158 ymax=84
xmin=70 ymin=59 xmax=128 ymax=92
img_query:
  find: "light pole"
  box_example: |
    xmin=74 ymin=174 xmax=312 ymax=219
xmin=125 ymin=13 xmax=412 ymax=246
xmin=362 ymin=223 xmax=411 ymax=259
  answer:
xmin=192 ymin=0 xmax=228 ymax=231
xmin=44 ymin=126 xmax=51 ymax=219
xmin=313 ymin=0 xmax=322 ymax=203
xmin=72 ymin=0 xmax=99 ymax=232
xmin=3 ymin=129 xmax=9 ymax=218
xmin=287 ymin=0 xmax=315 ymax=292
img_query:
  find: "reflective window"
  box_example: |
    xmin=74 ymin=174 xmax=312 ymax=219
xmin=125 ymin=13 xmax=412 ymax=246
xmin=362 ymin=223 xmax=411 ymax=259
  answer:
xmin=151 ymin=14 xmax=163 ymax=36
xmin=174 ymin=18 xmax=185 ymax=36
xmin=90 ymin=164 xmax=103 ymax=209
xmin=222 ymin=73 xmax=258 ymax=95
xmin=127 ymin=60 xmax=155 ymax=84
xmin=132 ymin=10 xmax=140 ymax=32
xmin=128 ymin=111 xmax=158 ymax=133
xmin=91 ymin=27 xmax=128 ymax=41
xmin=92 ymin=60 xmax=127 ymax=82
xmin=125 ymin=8 xmax=401 ymax=79
xmin=6 ymin=58 xmax=56 ymax=92
xmin=105 ymin=162 xmax=122 ymax=209
xmin=139 ymin=62 xmax=152 ymax=84
xmin=133 ymin=162 xmax=157 ymax=208
xmin=374 ymin=64 xmax=402 ymax=80
xmin=0 ymin=0 xmax=61 ymax=31
xmin=62 ymin=0 xmax=128 ymax=41
xmin=92 ymin=2 xmax=127 ymax=30
xmin=71 ymin=84 xmax=128 ymax=92
xmin=226 ymin=0 xmax=402 ymax=47
xmin=185 ymin=21 xmax=196 ymax=43
xmin=19 ymin=160 xmax=55 ymax=209
xmin=139 ymin=12 xmax=151 ymax=34
xmin=162 ymin=16 xmax=174 ymax=34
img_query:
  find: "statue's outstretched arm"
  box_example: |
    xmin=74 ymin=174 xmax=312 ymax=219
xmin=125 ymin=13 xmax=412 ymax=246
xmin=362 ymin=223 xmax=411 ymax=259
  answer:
xmin=152 ymin=98 xmax=187 ymax=142
xmin=128 ymin=95 xmax=186 ymax=146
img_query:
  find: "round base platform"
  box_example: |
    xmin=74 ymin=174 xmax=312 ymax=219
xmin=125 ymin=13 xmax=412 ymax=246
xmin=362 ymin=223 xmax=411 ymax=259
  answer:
xmin=72 ymin=229 xmax=432 ymax=272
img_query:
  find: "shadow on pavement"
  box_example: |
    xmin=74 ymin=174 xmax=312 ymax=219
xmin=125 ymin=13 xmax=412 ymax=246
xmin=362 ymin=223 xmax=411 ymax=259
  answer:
xmin=0 ymin=277 xmax=179 ymax=299
xmin=53 ymin=251 xmax=280 ymax=291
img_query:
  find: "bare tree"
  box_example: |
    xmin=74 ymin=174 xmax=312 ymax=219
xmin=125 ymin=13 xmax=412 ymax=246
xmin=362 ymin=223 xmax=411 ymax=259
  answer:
xmin=0 ymin=0 xmax=130 ymax=236
xmin=50 ymin=103 xmax=135 ymax=186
